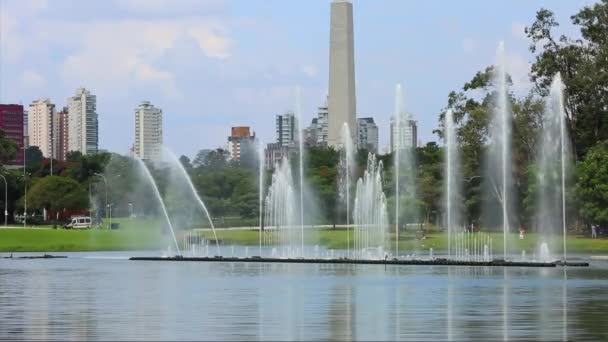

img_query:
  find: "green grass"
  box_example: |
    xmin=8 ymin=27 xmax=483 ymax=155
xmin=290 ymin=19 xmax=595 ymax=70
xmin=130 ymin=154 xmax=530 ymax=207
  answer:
xmin=0 ymin=218 xmax=165 ymax=252
xmin=4 ymin=220 xmax=608 ymax=254
xmin=200 ymin=228 xmax=608 ymax=255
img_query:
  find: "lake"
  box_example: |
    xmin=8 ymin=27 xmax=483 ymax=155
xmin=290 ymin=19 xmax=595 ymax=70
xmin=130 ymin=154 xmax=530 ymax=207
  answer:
xmin=1 ymin=251 xmax=607 ymax=341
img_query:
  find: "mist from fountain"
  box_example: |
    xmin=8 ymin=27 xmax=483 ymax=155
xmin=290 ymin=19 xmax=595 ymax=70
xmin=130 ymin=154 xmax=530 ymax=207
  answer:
xmin=393 ymin=83 xmax=417 ymax=257
xmin=488 ymin=41 xmax=512 ymax=260
xmin=339 ymin=123 xmax=355 ymax=258
xmin=163 ymin=148 xmax=220 ymax=256
xmin=295 ymin=87 xmax=305 ymax=254
xmin=537 ymin=73 xmax=570 ymax=262
xmin=135 ymin=158 xmax=181 ymax=255
xmin=264 ymin=157 xmax=299 ymax=258
xmin=444 ymin=109 xmax=461 ymax=258
xmin=258 ymin=140 xmax=265 ymax=257
xmin=353 ymin=153 xmax=389 ymax=259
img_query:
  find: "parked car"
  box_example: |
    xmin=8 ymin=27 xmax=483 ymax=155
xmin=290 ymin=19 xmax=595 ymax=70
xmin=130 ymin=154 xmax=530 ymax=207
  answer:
xmin=63 ymin=216 xmax=93 ymax=229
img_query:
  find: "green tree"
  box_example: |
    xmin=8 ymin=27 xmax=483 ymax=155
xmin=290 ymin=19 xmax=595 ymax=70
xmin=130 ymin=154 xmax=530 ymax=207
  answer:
xmin=526 ymin=2 xmax=608 ymax=159
xmin=22 ymin=176 xmax=88 ymax=213
xmin=576 ymin=142 xmax=608 ymax=227
xmin=0 ymin=130 xmax=18 ymax=165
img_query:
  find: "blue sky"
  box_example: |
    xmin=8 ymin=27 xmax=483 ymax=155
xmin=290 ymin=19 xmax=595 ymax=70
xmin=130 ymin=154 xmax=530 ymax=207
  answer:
xmin=0 ymin=0 xmax=594 ymax=158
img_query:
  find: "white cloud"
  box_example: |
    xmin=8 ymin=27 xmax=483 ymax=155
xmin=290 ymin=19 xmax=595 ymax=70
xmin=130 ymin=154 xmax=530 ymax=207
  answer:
xmin=462 ymin=37 xmax=477 ymax=54
xmin=511 ymin=22 xmax=528 ymax=41
xmin=188 ymin=23 xmax=233 ymax=59
xmin=21 ymin=70 xmax=47 ymax=88
xmin=300 ymin=65 xmax=318 ymax=78
xmin=115 ymin=0 xmax=224 ymax=15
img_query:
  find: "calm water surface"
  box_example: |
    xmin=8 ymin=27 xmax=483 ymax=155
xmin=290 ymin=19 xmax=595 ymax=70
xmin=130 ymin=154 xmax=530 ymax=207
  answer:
xmin=1 ymin=251 xmax=607 ymax=341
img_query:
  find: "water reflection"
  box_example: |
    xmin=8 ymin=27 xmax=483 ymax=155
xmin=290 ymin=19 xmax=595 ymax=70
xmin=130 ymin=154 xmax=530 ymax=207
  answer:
xmin=0 ymin=253 xmax=607 ymax=341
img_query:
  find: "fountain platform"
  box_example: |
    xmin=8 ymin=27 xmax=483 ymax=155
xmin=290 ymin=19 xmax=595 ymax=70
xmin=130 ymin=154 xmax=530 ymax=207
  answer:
xmin=129 ymin=256 xmax=589 ymax=267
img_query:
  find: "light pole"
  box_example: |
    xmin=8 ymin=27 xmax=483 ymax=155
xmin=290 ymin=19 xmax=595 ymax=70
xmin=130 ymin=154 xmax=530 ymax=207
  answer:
xmin=108 ymin=203 xmax=114 ymax=228
xmin=93 ymin=173 xmax=108 ymax=229
xmin=23 ymin=173 xmax=30 ymax=228
xmin=0 ymin=174 xmax=7 ymax=226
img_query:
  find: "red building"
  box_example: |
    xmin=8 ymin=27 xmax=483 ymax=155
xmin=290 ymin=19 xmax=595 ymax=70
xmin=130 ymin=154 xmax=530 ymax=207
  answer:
xmin=0 ymin=104 xmax=25 ymax=165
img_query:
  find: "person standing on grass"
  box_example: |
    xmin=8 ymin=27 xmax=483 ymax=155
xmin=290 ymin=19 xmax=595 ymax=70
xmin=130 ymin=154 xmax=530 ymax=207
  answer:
xmin=592 ymin=224 xmax=598 ymax=239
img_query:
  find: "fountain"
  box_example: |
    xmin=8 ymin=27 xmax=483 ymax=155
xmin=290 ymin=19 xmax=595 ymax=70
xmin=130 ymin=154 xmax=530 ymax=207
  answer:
xmin=487 ymin=42 xmax=512 ymax=260
xmin=353 ymin=153 xmax=389 ymax=259
xmin=295 ymin=87 xmax=305 ymax=254
xmin=135 ymin=158 xmax=181 ymax=255
xmin=393 ymin=84 xmax=417 ymax=257
xmin=258 ymin=140 xmax=265 ymax=256
xmin=444 ymin=109 xmax=461 ymax=258
xmin=264 ymin=157 xmax=299 ymax=258
xmin=536 ymin=73 xmax=570 ymax=262
xmin=163 ymin=148 xmax=220 ymax=256
xmin=339 ymin=123 xmax=355 ymax=258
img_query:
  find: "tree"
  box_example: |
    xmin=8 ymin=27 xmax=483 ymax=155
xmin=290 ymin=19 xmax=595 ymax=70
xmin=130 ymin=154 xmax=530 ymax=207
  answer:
xmin=0 ymin=130 xmax=18 ymax=165
xmin=576 ymin=142 xmax=608 ymax=227
xmin=24 ymin=146 xmax=43 ymax=173
xmin=526 ymin=2 xmax=608 ymax=159
xmin=22 ymin=176 xmax=88 ymax=213
xmin=193 ymin=148 xmax=229 ymax=170
xmin=179 ymin=155 xmax=193 ymax=173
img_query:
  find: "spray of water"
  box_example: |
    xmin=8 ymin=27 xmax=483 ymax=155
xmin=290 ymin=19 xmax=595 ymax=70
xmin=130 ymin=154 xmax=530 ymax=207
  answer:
xmin=339 ymin=123 xmax=355 ymax=258
xmin=444 ymin=109 xmax=461 ymax=258
xmin=537 ymin=73 xmax=570 ymax=261
xmin=163 ymin=148 xmax=220 ymax=255
xmin=295 ymin=87 xmax=305 ymax=254
xmin=489 ymin=41 xmax=512 ymax=260
xmin=258 ymin=140 xmax=265 ymax=256
xmin=135 ymin=158 xmax=181 ymax=255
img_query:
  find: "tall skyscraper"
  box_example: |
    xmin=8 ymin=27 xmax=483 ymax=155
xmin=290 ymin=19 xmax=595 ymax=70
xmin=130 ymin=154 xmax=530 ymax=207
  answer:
xmin=357 ymin=117 xmax=379 ymax=153
xmin=0 ymin=104 xmax=25 ymax=165
xmin=28 ymin=98 xmax=56 ymax=158
xmin=276 ymin=111 xmax=296 ymax=147
xmin=55 ymin=107 xmax=69 ymax=161
xmin=327 ymin=0 xmax=356 ymax=147
xmin=67 ymin=87 xmax=98 ymax=155
xmin=390 ymin=114 xmax=418 ymax=152
xmin=134 ymin=101 xmax=163 ymax=161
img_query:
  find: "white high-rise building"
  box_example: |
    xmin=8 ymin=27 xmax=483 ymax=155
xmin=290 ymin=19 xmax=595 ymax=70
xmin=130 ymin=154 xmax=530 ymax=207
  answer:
xmin=276 ymin=111 xmax=296 ymax=147
xmin=357 ymin=117 xmax=379 ymax=153
xmin=327 ymin=0 xmax=356 ymax=147
xmin=67 ymin=87 xmax=98 ymax=155
xmin=28 ymin=98 xmax=56 ymax=158
xmin=390 ymin=114 xmax=418 ymax=152
xmin=134 ymin=101 xmax=163 ymax=161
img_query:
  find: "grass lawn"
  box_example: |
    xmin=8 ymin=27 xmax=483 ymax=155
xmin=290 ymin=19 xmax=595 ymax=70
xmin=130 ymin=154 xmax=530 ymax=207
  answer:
xmin=0 ymin=218 xmax=165 ymax=252
xmin=4 ymin=219 xmax=608 ymax=254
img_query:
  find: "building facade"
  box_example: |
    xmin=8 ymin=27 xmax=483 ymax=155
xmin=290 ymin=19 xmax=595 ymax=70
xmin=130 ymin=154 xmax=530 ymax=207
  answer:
xmin=327 ymin=0 xmax=357 ymax=147
xmin=28 ymin=98 xmax=56 ymax=158
xmin=390 ymin=114 xmax=418 ymax=152
xmin=264 ymin=142 xmax=294 ymax=169
xmin=54 ymin=107 xmax=69 ymax=161
xmin=134 ymin=101 xmax=163 ymax=161
xmin=357 ymin=117 xmax=379 ymax=153
xmin=0 ymin=104 xmax=25 ymax=165
xmin=227 ymin=126 xmax=255 ymax=162
xmin=68 ymin=87 xmax=98 ymax=155
xmin=276 ymin=111 xmax=296 ymax=147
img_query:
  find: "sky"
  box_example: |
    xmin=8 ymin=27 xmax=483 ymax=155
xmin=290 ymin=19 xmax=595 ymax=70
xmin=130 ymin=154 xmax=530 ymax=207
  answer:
xmin=0 ymin=0 xmax=595 ymax=158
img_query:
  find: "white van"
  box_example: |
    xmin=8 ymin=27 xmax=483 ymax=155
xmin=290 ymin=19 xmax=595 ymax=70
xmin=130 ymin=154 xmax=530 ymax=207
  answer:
xmin=63 ymin=216 xmax=92 ymax=229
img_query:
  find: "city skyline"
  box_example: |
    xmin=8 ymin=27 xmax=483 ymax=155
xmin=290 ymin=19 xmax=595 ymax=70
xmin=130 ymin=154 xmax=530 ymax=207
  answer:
xmin=0 ymin=0 xmax=588 ymax=158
